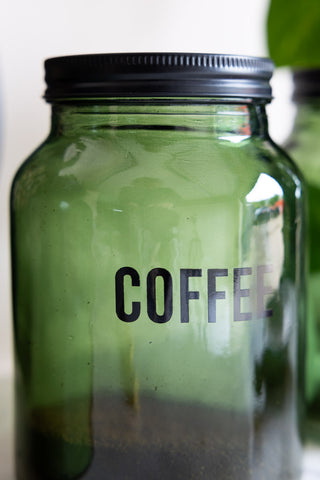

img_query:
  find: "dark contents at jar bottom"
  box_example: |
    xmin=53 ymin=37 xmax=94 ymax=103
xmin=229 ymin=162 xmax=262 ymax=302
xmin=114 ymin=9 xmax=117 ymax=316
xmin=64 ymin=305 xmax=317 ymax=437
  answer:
xmin=17 ymin=393 xmax=298 ymax=480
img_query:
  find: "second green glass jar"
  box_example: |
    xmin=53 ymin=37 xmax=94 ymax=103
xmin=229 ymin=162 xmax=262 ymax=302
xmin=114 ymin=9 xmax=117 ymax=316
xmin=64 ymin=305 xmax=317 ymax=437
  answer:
xmin=11 ymin=53 xmax=305 ymax=479
xmin=285 ymin=69 xmax=320 ymax=446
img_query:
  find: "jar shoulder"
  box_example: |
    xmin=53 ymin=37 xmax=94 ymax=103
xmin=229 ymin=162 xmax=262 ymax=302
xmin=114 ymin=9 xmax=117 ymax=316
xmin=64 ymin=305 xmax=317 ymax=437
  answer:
xmin=11 ymin=133 xmax=303 ymax=210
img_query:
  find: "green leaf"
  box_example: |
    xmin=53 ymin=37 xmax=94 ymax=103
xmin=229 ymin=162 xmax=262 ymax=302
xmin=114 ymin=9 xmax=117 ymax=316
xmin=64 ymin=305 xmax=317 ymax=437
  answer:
xmin=267 ymin=0 xmax=320 ymax=68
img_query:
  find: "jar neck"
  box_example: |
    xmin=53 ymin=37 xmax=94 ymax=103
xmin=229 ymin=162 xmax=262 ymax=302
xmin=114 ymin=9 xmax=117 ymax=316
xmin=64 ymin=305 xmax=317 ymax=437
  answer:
xmin=49 ymin=99 xmax=270 ymax=140
xmin=294 ymin=97 xmax=320 ymax=116
xmin=291 ymin=98 xmax=320 ymax=135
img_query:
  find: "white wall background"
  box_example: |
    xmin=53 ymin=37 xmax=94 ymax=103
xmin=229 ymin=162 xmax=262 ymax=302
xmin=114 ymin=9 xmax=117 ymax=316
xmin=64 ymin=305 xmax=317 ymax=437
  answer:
xmin=0 ymin=0 xmax=300 ymax=477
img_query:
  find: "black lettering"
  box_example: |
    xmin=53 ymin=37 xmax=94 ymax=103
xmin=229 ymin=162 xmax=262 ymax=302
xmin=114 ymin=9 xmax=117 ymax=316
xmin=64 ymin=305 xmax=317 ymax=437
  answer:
xmin=208 ymin=269 xmax=228 ymax=323
xmin=115 ymin=267 xmax=140 ymax=322
xmin=147 ymin=268 xmax=173 ymax=323
xmin=180 ymin=269 xmax=202 ymax=323
xmin=257 ymin=265 xmax=273 ymax=318
xmin=234 ymin=268 xmax=252 ymax=322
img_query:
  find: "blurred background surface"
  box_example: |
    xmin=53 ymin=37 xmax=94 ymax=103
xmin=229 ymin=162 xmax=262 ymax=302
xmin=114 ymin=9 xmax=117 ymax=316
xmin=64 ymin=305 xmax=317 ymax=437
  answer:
xmin=0 ymin=0 xmax=300 ymax=477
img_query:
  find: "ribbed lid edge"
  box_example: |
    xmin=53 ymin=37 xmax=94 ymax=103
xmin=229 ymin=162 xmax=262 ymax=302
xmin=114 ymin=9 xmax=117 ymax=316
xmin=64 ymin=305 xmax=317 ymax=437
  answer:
xmin=44 ymin=52 xmax=274 ymax=101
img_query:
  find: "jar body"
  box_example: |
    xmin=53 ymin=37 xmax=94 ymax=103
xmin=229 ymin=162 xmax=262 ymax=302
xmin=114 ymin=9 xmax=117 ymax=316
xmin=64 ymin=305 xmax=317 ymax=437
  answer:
xmin=11 ymin=101 xmax=304 ymax=479
xmin=286 ymin=98 xmax=320 ymax=445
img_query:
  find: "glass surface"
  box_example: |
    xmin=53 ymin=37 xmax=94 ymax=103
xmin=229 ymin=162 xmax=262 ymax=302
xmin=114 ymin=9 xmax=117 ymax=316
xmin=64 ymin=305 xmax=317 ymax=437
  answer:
xmin=286 ymin=99 xmax=320 ymax=447
xmin=11 ymin=100 xmax=305 ymax=479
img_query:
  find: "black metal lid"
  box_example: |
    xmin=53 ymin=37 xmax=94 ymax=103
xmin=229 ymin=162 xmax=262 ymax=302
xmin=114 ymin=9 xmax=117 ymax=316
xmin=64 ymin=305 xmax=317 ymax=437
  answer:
xmin=44 ymin=52 xmax=274 ymax=102
xmin=293 ymin=69 xmax=320 ymax=101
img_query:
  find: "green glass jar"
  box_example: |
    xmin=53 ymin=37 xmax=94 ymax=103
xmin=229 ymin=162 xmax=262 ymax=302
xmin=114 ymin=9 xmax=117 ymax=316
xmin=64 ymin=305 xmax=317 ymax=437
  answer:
xmin=11 ymin=53 xmax=305 ymax=480
xmin=285 ymin=69 xmax=320 ymax=446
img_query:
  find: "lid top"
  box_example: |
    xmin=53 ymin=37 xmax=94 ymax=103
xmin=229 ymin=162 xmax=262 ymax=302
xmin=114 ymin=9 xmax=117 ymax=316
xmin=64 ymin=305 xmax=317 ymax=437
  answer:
xmin=44 ymin=52 xmax=274 ymax=101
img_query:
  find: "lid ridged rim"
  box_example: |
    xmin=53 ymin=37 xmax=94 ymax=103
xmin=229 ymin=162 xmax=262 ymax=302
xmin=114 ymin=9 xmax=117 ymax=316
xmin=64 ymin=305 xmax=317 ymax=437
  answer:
xmin=44 ymin=52 xmax=274 ymax=102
